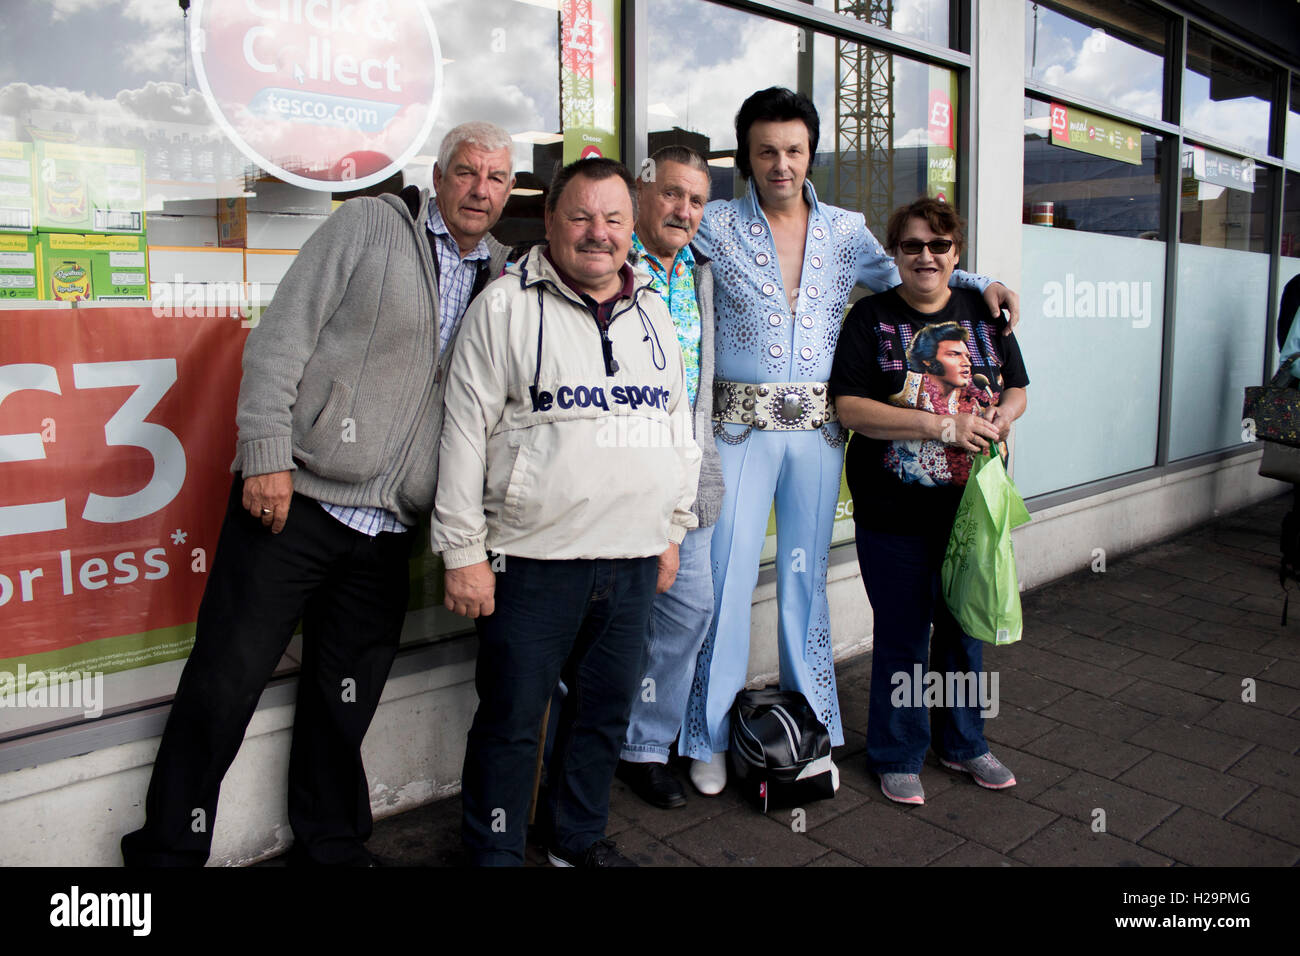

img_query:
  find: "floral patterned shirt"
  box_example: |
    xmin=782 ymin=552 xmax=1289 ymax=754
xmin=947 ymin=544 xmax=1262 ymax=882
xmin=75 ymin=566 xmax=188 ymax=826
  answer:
xmin=632 ymin=233 xmax=701 ymax=408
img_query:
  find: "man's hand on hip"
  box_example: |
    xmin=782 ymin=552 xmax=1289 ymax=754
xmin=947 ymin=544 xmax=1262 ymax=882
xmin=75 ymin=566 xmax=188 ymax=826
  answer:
xmin=445 ymin=561 xmax=496 ymax=618
xmin=243 ymin=471 xmax=293 ymax=534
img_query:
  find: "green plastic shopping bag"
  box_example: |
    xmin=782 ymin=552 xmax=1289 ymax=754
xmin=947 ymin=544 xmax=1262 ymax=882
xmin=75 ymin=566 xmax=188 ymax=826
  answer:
xmin=941 ymin=444 xmax=1032 ymax=645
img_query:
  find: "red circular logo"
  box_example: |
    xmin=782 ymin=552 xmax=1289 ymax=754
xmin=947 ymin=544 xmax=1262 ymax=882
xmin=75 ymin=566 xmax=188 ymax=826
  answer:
xmin=193 ymin=0 xmax=443 ymax=191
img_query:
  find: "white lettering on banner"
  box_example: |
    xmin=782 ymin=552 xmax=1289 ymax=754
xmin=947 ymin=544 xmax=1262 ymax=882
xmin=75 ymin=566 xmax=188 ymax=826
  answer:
xmin=0 ymin=361 xmax=186 ymax=536
xmin=1051 ymin=105 xmax=1068 ymax=135
xmin=242 ymin=24 xmax=276 ymax=72
xmin=304 ymin=37 xmax=402 ymax=91
xmin=928 ymin=157 xmax=955 ymax=178
xmin=0 ymin=364 xmax=67 ymax=536
xmin=74 ymin=361 xmax=187 ymax=524
xmin=241 ymin=0 xmax=402 ymax=92
xmin=0 ymin=547 xmax=170 ymax=609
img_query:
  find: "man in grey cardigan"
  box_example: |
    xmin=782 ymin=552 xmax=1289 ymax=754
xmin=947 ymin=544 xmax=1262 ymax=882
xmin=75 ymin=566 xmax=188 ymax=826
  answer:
xmin=121 ymin=122 xmax=514 ymax=866
xmin=616 ymin=146 xmax=725 ymax=809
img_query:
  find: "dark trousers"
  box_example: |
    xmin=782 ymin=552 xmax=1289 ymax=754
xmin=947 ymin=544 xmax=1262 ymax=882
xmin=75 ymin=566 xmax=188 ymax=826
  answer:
xmin=120 ymin=479 xmax=411 ymax=866
xmin=460 ymin=555 xmax=658 ymax=866
xmin=857 ymin=529 xmax=989 ymax=775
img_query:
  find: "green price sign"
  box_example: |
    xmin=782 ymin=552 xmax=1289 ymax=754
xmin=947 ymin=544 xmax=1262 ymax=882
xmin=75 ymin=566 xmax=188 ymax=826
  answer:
xmin=1049 ymin=103 xmax=1142 ymax=166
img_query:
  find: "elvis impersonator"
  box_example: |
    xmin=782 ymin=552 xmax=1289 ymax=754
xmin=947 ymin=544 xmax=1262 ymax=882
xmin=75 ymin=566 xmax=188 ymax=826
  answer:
xmin=681 ymin=88 xmax=1019 ymax=795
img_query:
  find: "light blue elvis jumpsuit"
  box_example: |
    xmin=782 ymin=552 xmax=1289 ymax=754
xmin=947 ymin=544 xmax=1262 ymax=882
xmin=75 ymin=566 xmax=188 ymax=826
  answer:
xmin=681 ymin=180 xmax=992 ymax=759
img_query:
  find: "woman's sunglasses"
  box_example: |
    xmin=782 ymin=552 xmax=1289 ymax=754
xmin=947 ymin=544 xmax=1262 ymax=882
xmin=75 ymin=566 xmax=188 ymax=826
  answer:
xmin=897 ymin=239 xmax=954 ymax=255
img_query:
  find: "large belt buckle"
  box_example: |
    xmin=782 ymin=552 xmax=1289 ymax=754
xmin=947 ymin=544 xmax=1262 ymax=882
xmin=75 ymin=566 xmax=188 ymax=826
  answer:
xmin=777 ymin=390 xmax=805 ymax=425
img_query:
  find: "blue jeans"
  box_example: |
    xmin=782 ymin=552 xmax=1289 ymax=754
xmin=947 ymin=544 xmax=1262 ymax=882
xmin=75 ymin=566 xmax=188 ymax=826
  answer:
xmin=857 ymin=529 xmax=989 ymax=775
xmin=461 ymin=555 xmax=657 ymax=866
xmin=621 ymin=525 xmax=715 ymax=764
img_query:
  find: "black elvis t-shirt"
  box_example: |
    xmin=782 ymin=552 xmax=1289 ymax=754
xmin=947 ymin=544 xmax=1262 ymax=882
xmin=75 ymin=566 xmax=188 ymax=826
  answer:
xmin=829 ymin=286 xmax=1029 ymax=546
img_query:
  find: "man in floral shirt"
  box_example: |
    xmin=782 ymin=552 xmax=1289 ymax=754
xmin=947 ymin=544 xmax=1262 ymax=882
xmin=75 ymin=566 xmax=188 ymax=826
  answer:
xmin=614 ymin=146 xmax=725 ymax=809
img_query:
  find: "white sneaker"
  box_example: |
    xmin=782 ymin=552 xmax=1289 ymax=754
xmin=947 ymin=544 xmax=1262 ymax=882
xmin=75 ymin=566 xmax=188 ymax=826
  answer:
xmin=831 ymin=760 xmax=840 ymax=793
xmin=689 ymin=752 xmax=727 ymax=796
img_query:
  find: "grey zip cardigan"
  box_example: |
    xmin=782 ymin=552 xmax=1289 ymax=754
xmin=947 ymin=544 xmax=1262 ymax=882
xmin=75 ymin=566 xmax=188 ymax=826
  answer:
xmin=688 ymin=250 xmax=724 ymax=528
xmin=232 ymin=188 xmax=508 ymax=527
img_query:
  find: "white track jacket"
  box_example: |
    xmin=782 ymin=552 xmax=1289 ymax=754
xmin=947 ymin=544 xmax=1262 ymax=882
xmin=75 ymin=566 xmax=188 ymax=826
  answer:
xmin=433 ymin=244 xmax=701 ymax=569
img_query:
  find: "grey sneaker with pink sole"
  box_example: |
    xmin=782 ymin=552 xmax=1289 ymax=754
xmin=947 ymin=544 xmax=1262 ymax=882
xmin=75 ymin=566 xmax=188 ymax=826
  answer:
xmin=941 ymin=752 xmax=1017 ymax=789
xmin=879 ymin=772 xmax=925 ymax=805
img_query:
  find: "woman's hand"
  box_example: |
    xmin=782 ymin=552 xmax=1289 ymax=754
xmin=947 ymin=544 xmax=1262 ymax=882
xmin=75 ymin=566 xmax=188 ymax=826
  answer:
xmin=941 ymin=413 xmax=1000 ymax=452
xmin=984 ymin=388 xmax=1028 ymax=443
xmin=983 ymin=405 xmax=1015 ymax=443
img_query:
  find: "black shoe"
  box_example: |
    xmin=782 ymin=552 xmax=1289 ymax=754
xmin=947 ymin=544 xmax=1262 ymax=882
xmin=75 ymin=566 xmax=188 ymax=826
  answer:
xmin=547 ymin=838 xmax=637 ymax=867
xmin=616 ymin=759 xmax=687 ymax=809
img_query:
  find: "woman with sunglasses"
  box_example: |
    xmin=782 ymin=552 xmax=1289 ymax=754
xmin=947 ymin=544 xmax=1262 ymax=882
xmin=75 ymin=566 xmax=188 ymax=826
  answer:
xmin=828 ymin=197 xmax=1029 ymax=806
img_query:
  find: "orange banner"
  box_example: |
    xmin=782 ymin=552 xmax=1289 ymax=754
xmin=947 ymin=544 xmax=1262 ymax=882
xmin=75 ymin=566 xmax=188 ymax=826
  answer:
xmin=0 ymin=307 xmax=247 ymax=672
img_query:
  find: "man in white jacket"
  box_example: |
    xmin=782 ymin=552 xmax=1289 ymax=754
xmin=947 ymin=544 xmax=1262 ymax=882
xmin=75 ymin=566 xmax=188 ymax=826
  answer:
xmin=433 ymin=157 xmax=700 ymax=867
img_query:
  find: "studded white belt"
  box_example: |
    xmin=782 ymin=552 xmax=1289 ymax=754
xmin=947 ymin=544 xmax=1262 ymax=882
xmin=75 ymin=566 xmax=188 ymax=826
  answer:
xmin=712 ymin=379 xmax=838 ymax=431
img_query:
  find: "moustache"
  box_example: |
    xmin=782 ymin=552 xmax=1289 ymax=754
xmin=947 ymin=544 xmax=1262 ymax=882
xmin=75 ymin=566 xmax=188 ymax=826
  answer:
xmin=662 ymin=216 xmax=691 ymax=231
xmin=575 ymin=240 xmax=615 ymax=253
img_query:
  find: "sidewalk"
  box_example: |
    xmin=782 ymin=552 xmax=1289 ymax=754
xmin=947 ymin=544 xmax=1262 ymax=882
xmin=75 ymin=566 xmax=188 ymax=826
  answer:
xmin=275 ymin=493 xmax=1300 ymax=866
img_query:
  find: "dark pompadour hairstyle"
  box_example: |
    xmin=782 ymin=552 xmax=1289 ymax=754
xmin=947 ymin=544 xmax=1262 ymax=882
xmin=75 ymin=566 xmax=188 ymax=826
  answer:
xmin=734 ymin=87 xmax=821 ymax=180
xmin=546 ymin=157 xmax=638 ymax=217
xmin=907 ymin=320 xmax=969 ymax=376
xmin=885 ymin=196 xmax=966 ymax=255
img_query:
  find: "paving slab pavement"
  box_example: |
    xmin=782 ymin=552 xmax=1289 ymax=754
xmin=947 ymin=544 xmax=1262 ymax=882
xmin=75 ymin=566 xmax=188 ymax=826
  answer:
xmin=263 ymin=493 xmax=1300 ymax=867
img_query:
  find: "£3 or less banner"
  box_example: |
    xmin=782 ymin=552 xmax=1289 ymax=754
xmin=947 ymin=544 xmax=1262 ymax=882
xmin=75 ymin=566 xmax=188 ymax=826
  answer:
xmin=0 ymin=307 xmax=247 ymax=675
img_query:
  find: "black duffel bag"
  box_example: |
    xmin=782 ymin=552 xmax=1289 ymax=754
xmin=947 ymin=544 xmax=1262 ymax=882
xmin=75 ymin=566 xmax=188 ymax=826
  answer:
xmin=728 ymin=687 xmax=835 ymax=812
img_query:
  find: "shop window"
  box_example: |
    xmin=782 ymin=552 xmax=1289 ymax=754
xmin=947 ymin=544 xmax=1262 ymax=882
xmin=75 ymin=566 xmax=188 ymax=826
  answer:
xmin=1182 ymin=26 xmax=1274 ymax=158
xmin=1022 ymin=98 xmax=1162 ymax=237
xmin=647 ymin=0 xmax=960 ymax=238
xmin=1276 ymin=170 xmax=1300 ymax=371
xmin=0 ymin=0 xmax=608 ymax=312
xmin=1284 ymin=170 xmax=1300 ymax=261
xmin=809 ymin=0 xmax=951 ymax=49
xmin=1025 ymin=0 xmax=1166 ymax=122
xmin=1286 ymin=75 xmax=1300 ymax=166
xmin=0 ymin=0 xmax=615 ymax=740
xmin=645 ymin=0 xmax=961 ymax=556
xmin=1015 ymin=96 xmax=1163 ymax=497
xmin=1168 ymin=160 xmax=1275 ymax=460
xmin=1178 ymin=142 xmax=1273 ymax=253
